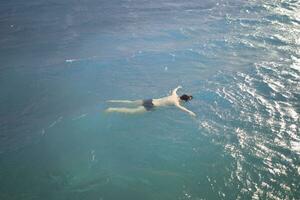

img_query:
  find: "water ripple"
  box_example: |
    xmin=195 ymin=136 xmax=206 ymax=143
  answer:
xmin=198 ymin=56 xmax=300 ymax=198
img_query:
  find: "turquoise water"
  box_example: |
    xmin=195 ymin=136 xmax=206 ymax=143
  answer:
xmin=1 ymin=0 xmax=300 ymax=199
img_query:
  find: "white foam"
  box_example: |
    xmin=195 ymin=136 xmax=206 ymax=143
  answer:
xmin=65 ymin=59 xmax=78 ymax=63
xmin=236 ymin=128 xmax=247 ymax=148
xmin=48 ymin=116 xmax=63 ymax=128
xmin=72 ymin=113 xmax=87 ymax=121
xmin=291 ymin=55 xmax=300 ymax=72
xmin=291 ymin=140 xmax=300 ymax=154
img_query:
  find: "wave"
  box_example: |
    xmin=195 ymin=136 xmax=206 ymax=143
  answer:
xmin=197 ymin=59 xmax=300 ymax=199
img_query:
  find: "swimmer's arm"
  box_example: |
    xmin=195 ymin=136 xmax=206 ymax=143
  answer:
xmin=175 ymin=103 xmax=196 ymax=117
xmin=172 ymin=85 xmax=182 ymax=95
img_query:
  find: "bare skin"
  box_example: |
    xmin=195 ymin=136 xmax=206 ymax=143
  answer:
xmin=106 ymin=86 xmax=196 ymax=117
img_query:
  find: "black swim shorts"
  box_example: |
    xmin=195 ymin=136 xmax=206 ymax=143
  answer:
xmin=142 ymin=99 xmax=154 ymax=111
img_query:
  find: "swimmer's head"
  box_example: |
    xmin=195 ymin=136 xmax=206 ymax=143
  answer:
xmin=180 ymin=94 xmax=193 ymax=102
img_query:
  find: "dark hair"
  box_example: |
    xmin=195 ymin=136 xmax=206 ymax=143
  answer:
xmin=180 ymin=94 xmax=193 ymax=102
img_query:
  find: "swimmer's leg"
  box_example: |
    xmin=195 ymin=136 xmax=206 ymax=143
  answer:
xmin=105 ymin=106 xmax=146 ymax=114
xmin=107 ymin=100 xmax=143 ymax=105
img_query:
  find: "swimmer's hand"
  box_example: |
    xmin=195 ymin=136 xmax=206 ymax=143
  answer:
xmin=172 ymin=85 xmax=183 ymax=95
xmin=189 ymin=111 xmax=196 ymax=117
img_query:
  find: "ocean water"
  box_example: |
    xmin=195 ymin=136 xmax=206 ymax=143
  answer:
xmin=0 ymin=0 xmax=300 ymax=199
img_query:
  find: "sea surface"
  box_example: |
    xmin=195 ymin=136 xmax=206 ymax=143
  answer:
xmin=0 ymin=0 xmax=300 ymax=199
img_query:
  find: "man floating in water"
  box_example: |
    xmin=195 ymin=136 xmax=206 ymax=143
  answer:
xmin=106 ymin=86 xmax=196 ymax=117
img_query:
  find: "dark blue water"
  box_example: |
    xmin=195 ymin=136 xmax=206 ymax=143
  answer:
xmin=1 ymin=0 xmax=300 ymax=199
